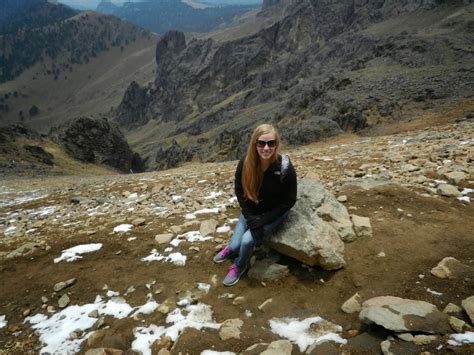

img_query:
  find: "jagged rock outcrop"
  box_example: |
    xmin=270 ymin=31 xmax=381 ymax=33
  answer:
xmin=114 ymin=0 xmax=473 ymax=170
xmin=115 ymin=81 xmax=152 ymax=129
xmin=50 ymin=117 xmax=145 ymax=173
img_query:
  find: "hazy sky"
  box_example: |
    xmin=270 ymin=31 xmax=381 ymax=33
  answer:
xmin=59 ymin=0 xmax=261 ymax=10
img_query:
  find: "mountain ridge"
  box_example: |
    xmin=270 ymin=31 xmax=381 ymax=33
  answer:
xmin=112 ymin=0 xmax=474 ymax=170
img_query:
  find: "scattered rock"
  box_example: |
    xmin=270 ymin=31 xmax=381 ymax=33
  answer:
xmin=53 ymin=278 xmax=76 ymax=292
xmin=6 ymin=242 xmax=41 ymax=259
xmin=261 ymin=340 xmax=292 ymax=355
xmin=443 ymin=303 xmax=463 ymax=314
xmin=444 ymin=171 xmax=467 ymax=184
xmin=359 ymin=296 xmax=450 ymax=333
xmin=461 ymin=296 xmax=474 ymax=324
xmin=155 ymin=234 xmax=174 ymax=244
xmin=58 ymin=294 xmax=70 ymax=309
xmin=449 ymin=316 xmax=465 ymax=333
xmin=341 ymin=292 xmax=361 ymax=314
xmin=350 ymin=215 xmax=372 ymax=238
xmin=258 ymin=298 xmax=273 ymax=312
xmin=436 ymin=184 xmax=462 ymax=197
xmin=199 ymin=219 xmax=218 ymax=237
xmin=430 ymin=257 xmax=473 ymax=279
xmin=131 ymin=218 xmax=146 ymax=226
xmin=219 ymin=318 xmax=243 ymax=340
xmin=413 ymin=334 xmax=437 ymax=345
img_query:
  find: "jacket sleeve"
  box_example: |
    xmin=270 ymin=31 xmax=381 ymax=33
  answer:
xmin=259 ymin=159 xmax=297 ymax=225
xmin=234 ymin=158 xmax=258 ymax=218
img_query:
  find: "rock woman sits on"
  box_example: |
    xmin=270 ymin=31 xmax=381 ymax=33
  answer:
xmin=213 ymin=123 xmax=297 ymax=286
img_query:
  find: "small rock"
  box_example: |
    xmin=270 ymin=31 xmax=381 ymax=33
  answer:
xmin=337 ymin=195 xmax=347 ymax=202
xmin=258 ymin=298 xmax=273 ymax=312
xmin=132 ymin=218 xmax=146 ymax=226
xmin=397 ymin=333 xmax=414 ymax=342
xmin=158 ymin=298 xmax=175 ymax=314
xmin=449 ymin=316 xmax=465 ymax=333
xmin=232 ymin=296 xmax=246 ymax=306
xmin=437 ymin=184 xmax=462 ymax=197
xmin=261 ymin=339 xmax=292 ymax=355
xmin=58 ymin=294 xmax=70 ymax=309
xmin=219 ymin=318 xmax=243 ymax=340
xmin=155 ymin=234 xmax=174 ymax=244
xmin=53 ymin=278 xmax=77 ymax=292
xmin=341 ymin=292 xmax=361 ymax=314
xmin=41 ymin=296 xmax=48 ymax=304
xmin=23 ymin=309 xmax=31 ymax=317
xmin=350 ymin=214 xmax=372 ymax=238
xmin=443 ymin=303 xmax=462 ymax=314
xmin=402 ymin=164 xmax=419 ymax=172
xmin=380 ymin=339 xmax=393 ymax=355
xmin=413 ymin=334 xmax=437 ymax=345
xmin=431 ymin=257 xmax=472 ymax=279
xmin=461 ymin=296 xmax=474 ymax=324
xmin=199 ymin=219 xmax=218 ymax=237
xmin=444 ymin=171 xmax=467 ymax=184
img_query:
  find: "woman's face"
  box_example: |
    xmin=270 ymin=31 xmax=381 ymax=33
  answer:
xmin=256 ymin=132 xmax=277 ymax=161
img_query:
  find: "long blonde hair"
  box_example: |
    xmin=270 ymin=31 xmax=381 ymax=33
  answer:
xmin=242 ymin=124 xmax=281 ymax=203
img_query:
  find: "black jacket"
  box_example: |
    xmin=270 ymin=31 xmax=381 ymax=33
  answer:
xmin=235 ymin=154 xmax=297 ymax=225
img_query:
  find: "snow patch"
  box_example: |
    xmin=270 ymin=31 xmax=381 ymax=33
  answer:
xmin=54 ymin=243 xmax=103 ymax=263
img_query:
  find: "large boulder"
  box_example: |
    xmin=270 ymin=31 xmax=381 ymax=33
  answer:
xmin=359 ymin=296 xmax=451 ymax=334
xmin=50 ymin=117 xmax=145 ymax=173
xmin=268 ymin=177 xmax=356 ymax=270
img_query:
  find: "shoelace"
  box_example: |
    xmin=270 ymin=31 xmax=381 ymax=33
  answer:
xmin=228 ymin=264 xmax=238 ymax=276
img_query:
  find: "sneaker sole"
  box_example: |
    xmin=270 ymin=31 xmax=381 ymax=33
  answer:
xmin=213 ymin=257 xmax=228 ymax=264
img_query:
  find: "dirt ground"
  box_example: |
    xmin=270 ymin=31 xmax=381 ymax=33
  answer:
xmin=0 ymin=122 xmax=473 ymax=354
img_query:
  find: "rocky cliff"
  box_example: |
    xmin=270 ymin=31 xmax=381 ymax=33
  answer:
xmin=114 ymin=0 xmax=473 ymax=170
xmin=50 ymin=117 xmax=145 ymax=173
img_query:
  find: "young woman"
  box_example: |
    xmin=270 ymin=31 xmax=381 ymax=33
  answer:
xmin=213 ymin=123 xmax=297 ymax=286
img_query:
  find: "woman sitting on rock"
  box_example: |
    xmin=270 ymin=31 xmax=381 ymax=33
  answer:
xmin=213 ymin=123 xmax=297 ymax=286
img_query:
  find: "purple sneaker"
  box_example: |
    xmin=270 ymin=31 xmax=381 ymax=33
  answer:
xmin=213 ymin=246 xmax=231 ymax=263
xmin=223 ymin=264 xmax=246 ymax=286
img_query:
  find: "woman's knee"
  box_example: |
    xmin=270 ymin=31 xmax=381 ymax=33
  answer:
xmin=241 ymin=231 xmax=255 ymax=248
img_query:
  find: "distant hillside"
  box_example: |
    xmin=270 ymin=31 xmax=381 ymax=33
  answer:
xmin=0 ymin=1 xmax=152 ymax=83
xmin=96 ymin=0 xmax=258 ymax=34
xmin=0 ymin=9 xmax=158 ymax=131
xmin=0 ymin=0 xmax=77 ymax=34
xmin=112 ymin=0 xmax=474 ymax=171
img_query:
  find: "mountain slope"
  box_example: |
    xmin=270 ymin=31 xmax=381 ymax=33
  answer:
xmin=96 ymin=0 xmax=259 ymax=34
xmin=113 ymin=0 xmax=474 ymax=170
xmin=0 ymin=10 xmax=158 ymax=132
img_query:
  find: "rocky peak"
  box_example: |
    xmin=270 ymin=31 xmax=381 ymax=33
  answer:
xmin=155 ymin=30 xmax=186 ymax=67
xmin=116 ymin=81 xmax=151 ymax=129
xmin=50 ymin=116 xmax=145 ymax=173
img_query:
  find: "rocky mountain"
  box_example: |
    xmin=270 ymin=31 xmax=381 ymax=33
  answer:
xmin=113 ymin=0 xmax=474 ymax=171
xmin=0 ymin=1 xmax=152 ymax=83
xmin=50 ymin=116 xmax=145 ymax=173
xmin=0 ymin=118 xmax=145 ymax=176
xmin=0 ymin=5 xmax=158 ymax=132
xmin=96 ymin=0 xmax=258 ymax=34
xmin=0 ymin=0 xmax=77 ymax=34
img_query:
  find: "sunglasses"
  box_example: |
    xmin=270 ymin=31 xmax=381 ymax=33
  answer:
xmin=256 ymin=139 xmax=277 ymax=148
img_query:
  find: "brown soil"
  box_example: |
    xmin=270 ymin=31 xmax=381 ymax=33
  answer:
xmin=0 ymin=122 xmax=473 ymax=354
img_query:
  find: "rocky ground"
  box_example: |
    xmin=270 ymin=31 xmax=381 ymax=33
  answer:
xmin=0 ymin=117 xmax=473 ymax=354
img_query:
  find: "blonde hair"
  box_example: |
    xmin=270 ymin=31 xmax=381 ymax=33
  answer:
xmin=242 ymin=124 xmax=281 ymax=203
